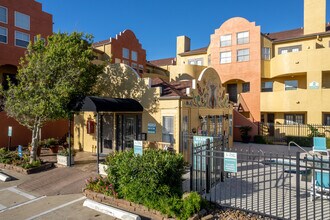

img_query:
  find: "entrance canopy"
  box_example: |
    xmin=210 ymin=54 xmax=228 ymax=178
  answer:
xmin=71 ymin=96 xmax=143 ymax=112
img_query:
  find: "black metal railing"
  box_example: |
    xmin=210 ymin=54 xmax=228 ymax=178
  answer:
xmin=191 ymin=140 xmax=330 ymax=219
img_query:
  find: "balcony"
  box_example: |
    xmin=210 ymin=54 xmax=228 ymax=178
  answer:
xmin=267 ymin=48 xmax=330 ymax=78
xmin=260 ymin=88 xmax=330 ymax=112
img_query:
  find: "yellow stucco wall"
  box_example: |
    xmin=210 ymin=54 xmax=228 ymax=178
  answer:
xmin=74 ymin=112 xmax=97 ymax=152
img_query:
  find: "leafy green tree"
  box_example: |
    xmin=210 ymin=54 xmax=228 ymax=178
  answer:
xmin=0 ymin=32 xmax=104 ymax=162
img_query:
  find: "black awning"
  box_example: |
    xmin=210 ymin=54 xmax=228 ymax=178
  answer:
xmin=71 ymin=96 xmax=143 ymax=112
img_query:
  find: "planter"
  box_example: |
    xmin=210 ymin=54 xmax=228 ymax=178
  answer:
xmin=98 ymin=163 xmax=109 ymax=176
xmin=0 ymin=162 xmax=53 ymax=174
xmin=241 ymin=135 xmax=251 ymax=143
xmin=57 ymin=155 xmax=74 ymax=166
xmin=49 ymin=145 xmax=60 ymax=154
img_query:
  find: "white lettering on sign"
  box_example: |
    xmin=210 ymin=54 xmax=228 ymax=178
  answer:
xmin=224 ymin=152 xmax=237 ymax=159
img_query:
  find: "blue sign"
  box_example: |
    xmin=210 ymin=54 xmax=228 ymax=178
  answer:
xmin=8 ymin=126 xmax=12 ymax=137
xmin=18 ymin=145 xmax=23 ymax=158
xmin=193 ymin=136 xmax=213 ymax=171
xmin=134 ymin=140 xmax=143 ymax=156
xmin=147 ymin=123 xmax=156 ymax=134
xmin=224 ymin=152 xmax=237 ymax=173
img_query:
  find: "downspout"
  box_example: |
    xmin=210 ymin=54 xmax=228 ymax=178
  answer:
xmin=178 ymin=98 xmax=182 ymax=153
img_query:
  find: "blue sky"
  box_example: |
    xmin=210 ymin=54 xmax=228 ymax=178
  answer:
xmin=38 ymin=0 xmax=330 ymax=60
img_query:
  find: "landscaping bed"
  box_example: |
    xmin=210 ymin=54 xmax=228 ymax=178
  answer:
xmin=0 ymin=162 xmax=53 ymax=174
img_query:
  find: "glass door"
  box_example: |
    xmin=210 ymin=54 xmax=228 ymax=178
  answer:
xmin=123 ymin=116 xmax=136 ymax=149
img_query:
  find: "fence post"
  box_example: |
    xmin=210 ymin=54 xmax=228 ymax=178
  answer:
xmin=206 ymin=138 xmax=211 ymax=193
xmin=221 ymin=135 xmax=225 ymax=182
xmin=190 ymin=139 xmax=194 ymax=192
xmin=296 ymin=152 xmax=301 ymax=220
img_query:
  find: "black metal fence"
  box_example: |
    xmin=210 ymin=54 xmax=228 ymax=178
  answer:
xmin=258 ymin=123 xmax=330 ymax=144
xmin=191 ymin=140 xmax=330 ymax=219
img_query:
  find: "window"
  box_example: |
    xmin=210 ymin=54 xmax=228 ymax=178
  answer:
xmin=122 ymin=59 xmax=129 ymax=65
xmin=278 ymin=45 xmax=301 ymax=54
xmin=242 ymin=82 xmax=250 ymax=93
xmin=220 ymin=51 xmax=231 ymax=64
xmin=122 ymin=48 xmax=129 ymax=59
xmin=131 ymin=62 xmax=138 ymax=70
xmin=15 ymin=31 xmax=30 ymax=48
xmin=208 ymin=54 xmax=211 ymax=65
xmin=0 ymin=6 xmax=7 ymax=23
xmin=323 ymin=114 xmax=330 ymax=125
xmin=114 ymin=58 xmax=121 ymax=63
xmin=162 ymin=116 xmax=174 ymax=143
xmin=139 ymin=64 xmax=144 ymax=74
xmin=237 ymin=31 xmax=249 ymax=44
xmin=188 ymin=58 xmax=203 ymax=66
xmin=285 ymin=114 xmax=304 ymax=125
xmin=131 ymin=51 xmax=137 ymax=61
xmin=285 ymin=80 xmax=298 ymax=91
xmin=15 ymin=11 xmax=30 ymax=30
xmin=220 ymin=34 xmax=231 ymax=47
xmin=237 ymin=49 xmax=250 ymax=62
xmin=0 ymin=26 xmax=7 ymax=43
xmin=262 ymin=47 xmax=271 ymax=60
xmin=261 ymin=81 xmax=273 ymax=92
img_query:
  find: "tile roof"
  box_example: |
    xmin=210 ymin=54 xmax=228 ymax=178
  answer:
xmin=149 ymin=58 xmax=176 ymax=67
xmin=151 ymin=78 xmax=192 ymax=98
xmin=178 ymin=46 xmax=208 ymax=56
xmin=265 ymin=24 xmax=330 ymax=41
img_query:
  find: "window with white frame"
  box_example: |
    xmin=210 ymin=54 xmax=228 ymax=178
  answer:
xmin=237 ymin=31 xmax=249 ymax=44
xmin=0 ymin=6 xmax=7 ymax=23
xmin=122 ymin=48 xmax=129 ymax=59
xmin=220 ymin=51 xmax=231 ymax=64
xmin=15 ymin=11 xmax=30 ymax=30
xmin=122 ymin=59 xmax=129 ymax=65
xmin=237 ymin=48 xmax=250 ymax=62
xmin=34 ymin=35 xmax=45 ymax=43
xmin=162 ymin=116 xmax=174 ymax=143
xmin=262 ymin=47 xmax=271 ymax=60
xmin=285 ymin=114 xmax=304 ymax=124
xmin=131 ymin=62 xmax=138 ymax=70
xmin=188 ymin=58 xmax=203 ymax=66
xmin=0 ymin=26 xmax=7 ymax=43
xmin=220 ymin=34 xmax=231 ymax=47
xmin=131 ymin=50 xmax=137 ymax=61
xmin=138 ymin=64 xmax=144 ymax=74
xmin=15 ymin=31 xmax=30 ymax=48
xmin=285 ymin=80 xmax=298 ymax=91
xmin=278 ymin=45 xmax=301 ymax=54
xmin=242 ymin=82 xmax=250 ymax=93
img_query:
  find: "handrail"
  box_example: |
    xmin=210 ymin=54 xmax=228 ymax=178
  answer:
xmin=288 ymin=141 xmax=315 ymax=158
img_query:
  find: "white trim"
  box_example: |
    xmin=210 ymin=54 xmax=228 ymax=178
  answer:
xmin=7 ymin=186 xmax=36 ymax=200
xmin=14 ymin=11 xmax=30 ymax=31
xmin=0 ymin=204 xmax=6 ymax=211
xmin=25 ymin=196 xmax=86 ymax=220
xmin=15 ymin=30 xmax=30 ymax=48
xmin=0 ymin=6 xmax=8 ymax=24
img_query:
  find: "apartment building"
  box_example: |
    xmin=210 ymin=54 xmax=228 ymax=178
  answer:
xmin=0 ymin=0 xmax=52 ymax=88
xmin=151 ymin=0 xmax=330 ymax=134
xmin=0 ymin=0 xmax=68 ymax=148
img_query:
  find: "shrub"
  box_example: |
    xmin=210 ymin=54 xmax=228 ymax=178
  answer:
xmin=286 ymin=136 xmax=313 ymax=147
xmin=100 ymin=149 xmax=203 ymax=219
xmin=253 ymin=135 xmax=267 ymax=144
xmin=0 ymin=148 xmax=41 ymax=169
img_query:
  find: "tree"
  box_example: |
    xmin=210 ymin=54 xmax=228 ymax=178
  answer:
xmin=0 ymin=32 xmax=104 ymax=162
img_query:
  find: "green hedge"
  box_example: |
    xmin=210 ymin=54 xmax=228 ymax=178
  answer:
xmin=103 ymin=149 xmax=203 ymax=219
xmin=286 ymin=136 xmax=330 ymax=148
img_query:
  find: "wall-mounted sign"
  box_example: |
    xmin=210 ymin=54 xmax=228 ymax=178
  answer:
xmin=8 ymin=126 xmax=12 ymax=137
xmin=309 ymin=81 xmax=319 ymax=90
xmin=147 ymin=123 xmax=156 ymax=134
xmin=18 ymin=145 xmax=23 ymax=158
xmin=224 ymin=152 xmax=237 ymax=173
xmin=87 ymin=120 xmax=95 ymax=134
xmin=134 ymin=140 xmax=143 ymax=156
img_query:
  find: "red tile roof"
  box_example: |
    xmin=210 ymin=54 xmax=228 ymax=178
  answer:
xmin=151 ymin=78 xmax=192 ymax=97
xmin=149 ymin=58 xmax=176 ymax=67
xmin=179 ymin=46 xmax=208 ymax=56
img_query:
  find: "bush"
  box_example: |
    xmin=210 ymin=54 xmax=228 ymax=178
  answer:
xmin=99 ymin=149 xmax=203 ymax=219
xmin=253 ymin=135 xmax=267 ymax=144
xmin=286 ymin=136 xmax=313 ymax=147
xmin=0 ymin=148 xmax=41 ymax=169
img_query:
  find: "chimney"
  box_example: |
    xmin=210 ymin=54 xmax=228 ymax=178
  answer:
xmin=176 ymin=36 xmax=190 ymax=55
xmin=304 ymin=0 xmax=326 ymax=35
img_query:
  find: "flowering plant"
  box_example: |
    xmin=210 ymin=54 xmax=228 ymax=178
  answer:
xmin=85 ymin=176 xmax=117 ymax=198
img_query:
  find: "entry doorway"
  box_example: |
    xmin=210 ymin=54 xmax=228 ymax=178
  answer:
xmin=267 ymin=113 xmax=275 ymax=136
xmin=227 ymin=84 xmax=237 ymax=103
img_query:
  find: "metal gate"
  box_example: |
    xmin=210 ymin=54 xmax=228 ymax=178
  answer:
xmin=191 ymin=139 xmax=330 ymax=219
